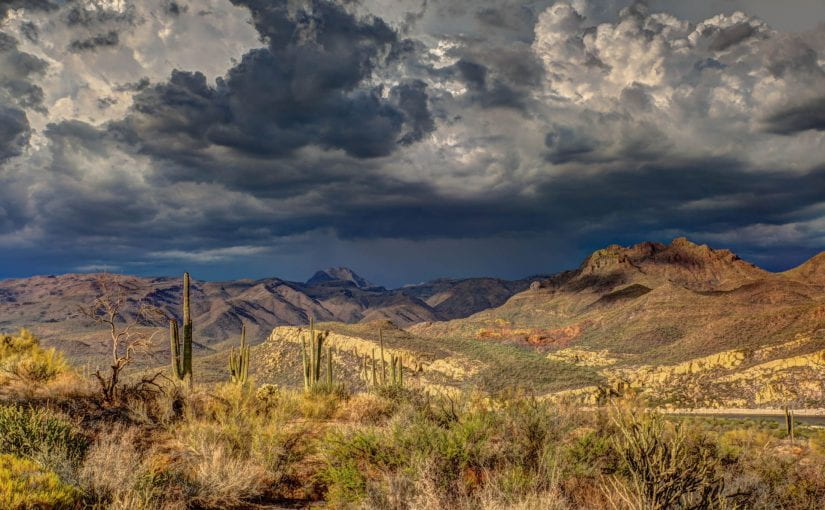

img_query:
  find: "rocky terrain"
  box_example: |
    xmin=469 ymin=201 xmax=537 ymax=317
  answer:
xmin=0 ymin=267 xmax=535 ymax=359
xmin=407 ymin=238 xmax=825 ymax=407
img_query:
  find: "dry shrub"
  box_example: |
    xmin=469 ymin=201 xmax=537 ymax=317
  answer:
xmin=0 ymin=330 xmax=73 ymax=396
xmin=475 ymin=489 xmax=570 ymax=510
xmin=335 ymin=392 xmax=394 ymax=424
xmin=81 ymin=424 xmax=193 ymax=510
xmin=172 ymin=383 xmax=311 ymax=506
xmin=80 ymin=425 xmax=144 ymax=499
xmin=186 ymin=444 xmax=269 ymax=508
xmin=299 ymin=389 xmax=346 ymax=420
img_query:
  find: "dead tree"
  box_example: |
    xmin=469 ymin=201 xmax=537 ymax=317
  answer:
xmin=78 ymin=274 xmax=163 ymax=403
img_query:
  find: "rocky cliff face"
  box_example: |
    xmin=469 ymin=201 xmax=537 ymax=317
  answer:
xmin=575 ymin=237 xmax=767 ymax=291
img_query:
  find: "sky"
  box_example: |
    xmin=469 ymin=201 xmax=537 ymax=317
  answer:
xmin=0 ymin=0 xmax=824 ymax=287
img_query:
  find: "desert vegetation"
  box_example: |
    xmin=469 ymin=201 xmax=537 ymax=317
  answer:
xmin=1 ymin=328 xmax=824 ymax=509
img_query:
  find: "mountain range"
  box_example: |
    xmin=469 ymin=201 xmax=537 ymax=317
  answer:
xmin=3 ymin=237 xmax=825 ymax=408
xmin=0 ymin=267 xmax=535 ymax=358
xmin=411 ymin=237 xmax=825 ymax=361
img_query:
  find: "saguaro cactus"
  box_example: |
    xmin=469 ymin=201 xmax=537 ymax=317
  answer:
xmin=170 ymin=272 xmax=193 ymax=386
xmin=301 ymin=318 xmax=330 ymax=391
xmin=229 ymin=324 xmax=250 ymax=385
xmin=785 ymin=406 xmax=795 ymax=443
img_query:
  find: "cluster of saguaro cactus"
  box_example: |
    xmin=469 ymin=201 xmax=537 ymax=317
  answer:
xmin=170 ymin=272 xmax=193 ymax=386
xmin=229 ymin=324 xmax=250 ymax=385
xmin=301 ymin=318 xmax=333 ymax=391
xmin=361 ymin=329 xmax=404 ymax=388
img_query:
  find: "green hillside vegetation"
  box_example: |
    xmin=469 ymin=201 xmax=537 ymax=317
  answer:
xmin=1 ymin=329 xmax=824 ymax=509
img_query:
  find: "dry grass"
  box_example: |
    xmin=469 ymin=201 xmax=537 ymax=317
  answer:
xmin=1 ymin=332 xmax=824 ymax=510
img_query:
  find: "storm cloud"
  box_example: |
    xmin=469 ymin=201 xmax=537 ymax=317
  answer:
xmin=1 ymin=0 xmax=825 ymax=285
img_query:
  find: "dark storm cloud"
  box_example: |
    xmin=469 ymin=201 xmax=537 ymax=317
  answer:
xmin=111 ymin=0 xmax=434 ymax=162
xmin=68 ymin=30 xmax=119 ymax=52
xmin=391 ymin=80 xmax=435 ymax=144
xmin=0 ymin=31 xmax=48 ymax=111
xmin=251 ymin=157 xmax=825 ymax=244
xmin=20 ymin=21 xmax=39 ymax=43
xmin=2 ymin=0 xmax=825 ymax=282
xmin=706 ymin=22 xmax=758 ymax=52
xmin=114 ymin=77 xmax=151 ymax=93
xmin=164 ymin=1 xmax=188 ymax=16
xmin=446 ymin=56 xmax=537 ymax=111
xmin=763 ymin=97 xmax=825 ymax=134
xmin=0 ymin=105 xmax=30 ymax=162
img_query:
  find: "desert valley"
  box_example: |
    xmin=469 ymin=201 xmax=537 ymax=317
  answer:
xmin=3 ymin=0 xmax=825 ymax=507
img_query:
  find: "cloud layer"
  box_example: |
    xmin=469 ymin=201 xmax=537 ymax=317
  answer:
xmin=1 ymin=0 xmax=824 ymax=285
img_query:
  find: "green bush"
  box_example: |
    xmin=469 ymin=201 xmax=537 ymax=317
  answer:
xmin=0 ymin=454 xmax=81 ymax=509
xmin=0 ymin=404 xmax=88 ymax=465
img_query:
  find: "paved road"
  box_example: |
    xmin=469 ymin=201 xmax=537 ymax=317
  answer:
xmin=668 ymin=412 xmax=825 ymax=426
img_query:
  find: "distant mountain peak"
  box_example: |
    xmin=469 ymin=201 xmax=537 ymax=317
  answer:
xmin=306 ymin=267 xmax=373 ymax=288
xmin=578 ymin=237 xmax=765 ymax=291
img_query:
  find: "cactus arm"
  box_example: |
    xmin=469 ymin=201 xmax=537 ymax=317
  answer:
xmin=326 ymin=346 xmax=333 ymax=386
xmin=380 ymin=329 xmax=386 ymax=384
xmin=301 ymin=335 xmax=310 ymax=390
xmin=182 ymin=272 xmax=193 ymax=385
xmin=309 ymin=318 xmax=317 ymax=386
xmin=371 ymin=349 xmax=377 ymax=386
xmin=170 ymin=320 xmax=183 ymax=379
xmin=229 ymin=346 xmax=238 ymax=382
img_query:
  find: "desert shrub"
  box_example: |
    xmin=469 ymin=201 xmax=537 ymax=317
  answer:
xmin=4 ymin=347 xmax=68 ymax=384
xmin=0 ymin=404 xmax=88 ymax=465
xmin=335 ymin=392 xmax=395 ymax=424
xmin=561 ymin=428 xmax=614 ymax=478
xmin=186 ymin=443 xmax=269 ymax=508
xmin=81 ymin=425 xmax=194 ymax=510
xmin=0 ymin=329 xmax=39 ymax=357
xmin=0 ymin=330 xmax=68 ymax=385
xmin=322 ymin=427 xmax=399 ymax=503
xmin=725 ymin=441 xmax=825 ymax=510
xmin=608 ymin=410 xmax=728 ymax=510
xmin=81 ymin=425 xmax=144 ymax=501
xmin=255 ymin=383 xmax=280 ymax=407
xmin=171 ymin=384 xmax=310 ymax=506
xmin=322 ymin=399 xmax=506 ymax=506
xmin=299 ymin=388 xmax=347 ymax=420
xmin=0 ymin=453 xmax=81 ymax=509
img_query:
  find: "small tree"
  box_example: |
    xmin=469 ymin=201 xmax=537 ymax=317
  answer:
xmin=78 ymin=274 xmax=162 ymax=403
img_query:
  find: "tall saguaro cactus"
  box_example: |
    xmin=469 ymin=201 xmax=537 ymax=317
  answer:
xmin=170 ymin=272 xmax=193 ymax=386
xmin=301 ymin=318 xmax=331 ymax=391
xmin=229 ymin=324 xmax=250 ymax=385
xmin=785 ymin=406 xmax=795 ymax=443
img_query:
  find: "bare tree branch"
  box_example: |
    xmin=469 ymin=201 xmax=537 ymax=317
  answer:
xmin=78 ymin=274 xmax=165 ymax=403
